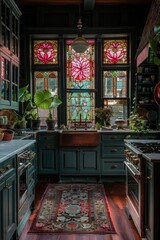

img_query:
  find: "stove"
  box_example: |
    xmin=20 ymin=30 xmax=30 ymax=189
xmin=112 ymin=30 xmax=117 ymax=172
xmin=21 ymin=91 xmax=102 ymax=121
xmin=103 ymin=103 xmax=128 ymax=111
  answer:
xmin=128 ymin=142 xmax=160 ymax=154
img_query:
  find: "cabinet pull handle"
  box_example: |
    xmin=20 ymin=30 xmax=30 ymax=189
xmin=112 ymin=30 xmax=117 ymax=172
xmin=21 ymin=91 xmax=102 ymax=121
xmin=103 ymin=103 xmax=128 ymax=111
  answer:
xmin=111 ymin=136 xmax=117 ymax=139
xmin=111 ymin=148 xmax=117 ymax=152
xmin=6 ymin=183 xmax=11 ymax=189
xmin=111 ymin=164 xmax=118 ymax=168
xmin=147 ymin=175 xmax=152 ymax=180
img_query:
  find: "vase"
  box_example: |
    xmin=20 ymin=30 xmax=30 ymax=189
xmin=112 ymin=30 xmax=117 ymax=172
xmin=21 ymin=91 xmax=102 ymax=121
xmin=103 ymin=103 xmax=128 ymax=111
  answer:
xmin=32 ymin=119 xmax=41 ymax=130
xmin=46 ymin=120 xmax=56 ymax=130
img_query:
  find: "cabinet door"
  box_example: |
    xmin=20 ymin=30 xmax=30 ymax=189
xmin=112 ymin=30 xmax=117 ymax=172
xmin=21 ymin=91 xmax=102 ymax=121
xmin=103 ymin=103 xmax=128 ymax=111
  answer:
xmin=60 ymin=149 xmax=79 ymax=174
xmin=80 ymin=148 xmax=100 ymax=173
xmin=0 ymin=180 xmax=6 ymax=240
xmin=3 ymin=173 xmax=17 ymax=240
xmin=38 ymin=149 xmax=58 ymax=174
xmin=145 ymin=162 xmax=153 ymax=240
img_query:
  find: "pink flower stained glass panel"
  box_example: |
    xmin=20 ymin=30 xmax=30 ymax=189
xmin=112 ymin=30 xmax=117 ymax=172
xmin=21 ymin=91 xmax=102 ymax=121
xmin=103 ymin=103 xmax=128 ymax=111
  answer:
xmin=66 ymin=39 xmax=95 ymax=89
xmin=34 ymin=40 xmax=58 ymax=64
xmin=103 ymin=39 xmax=128 ymax=64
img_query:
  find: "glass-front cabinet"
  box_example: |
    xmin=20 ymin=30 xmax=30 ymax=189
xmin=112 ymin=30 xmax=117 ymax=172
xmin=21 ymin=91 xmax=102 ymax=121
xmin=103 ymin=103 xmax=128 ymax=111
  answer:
xmin=0 ymin=0 xmax=21 ymax=110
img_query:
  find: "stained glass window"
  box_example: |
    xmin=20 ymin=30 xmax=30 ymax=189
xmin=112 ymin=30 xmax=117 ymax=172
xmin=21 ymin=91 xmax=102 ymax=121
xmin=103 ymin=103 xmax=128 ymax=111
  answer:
xmin=34 ymin=71 xmax=58 ymax=93
xmin=103 ymin=70 xmax=127 ymax=98
xmin=67 ymin=92 xmax=95 ymax=125
xmin=34 ymin=71 xmax=58 ymax=123
xmin=103 ymin=39 xmax=128 ymax=64
xmin=66 ymin=39 xmax=95 ymax=125
xmin=33 ymin=40 xmax=58 ymax=65
xmin=104 ymin=99 xmax=128 ymax=124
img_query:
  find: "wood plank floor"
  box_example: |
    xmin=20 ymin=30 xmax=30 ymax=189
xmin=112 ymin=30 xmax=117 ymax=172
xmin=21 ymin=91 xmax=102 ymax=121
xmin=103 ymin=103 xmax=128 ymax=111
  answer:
xmin=19 ymin=181 xmax=141 ymax=240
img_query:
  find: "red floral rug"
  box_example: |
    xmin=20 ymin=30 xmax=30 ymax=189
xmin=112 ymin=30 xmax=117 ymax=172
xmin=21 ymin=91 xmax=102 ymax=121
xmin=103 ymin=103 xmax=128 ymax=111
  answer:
xmin=29 ymin=184 xmax=116 ymax=234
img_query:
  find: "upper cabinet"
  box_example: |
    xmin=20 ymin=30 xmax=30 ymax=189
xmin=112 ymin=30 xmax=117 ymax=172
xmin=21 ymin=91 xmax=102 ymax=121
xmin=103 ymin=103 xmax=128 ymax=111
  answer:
xmin=0 ymin=0 xmax=21 ymax=110
xmin=135 ymin=63 xmax=159 ymax=128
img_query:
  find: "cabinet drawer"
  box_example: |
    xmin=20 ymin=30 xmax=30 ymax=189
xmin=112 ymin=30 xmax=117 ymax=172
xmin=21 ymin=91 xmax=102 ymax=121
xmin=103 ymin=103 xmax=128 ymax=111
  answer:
xmin=102 ymin=160 xmax=125 ymax=175
xmin=38 ymin=142 xmax=58 ymax=150
xmin=101 ymin=145 xmax=125 ymax=158
xmin=0 ymin=156 xmax=16 ymax=180
xmin=101 ymin=133 xmax=127 ymax=141
xmin=37 ymin=132 xmax=58 ymax=143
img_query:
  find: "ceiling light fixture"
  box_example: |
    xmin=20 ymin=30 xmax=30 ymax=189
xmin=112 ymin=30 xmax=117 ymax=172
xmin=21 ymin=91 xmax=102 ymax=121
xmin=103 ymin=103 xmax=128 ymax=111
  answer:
xmin=71 ymin=3 xmax=89 ymax=53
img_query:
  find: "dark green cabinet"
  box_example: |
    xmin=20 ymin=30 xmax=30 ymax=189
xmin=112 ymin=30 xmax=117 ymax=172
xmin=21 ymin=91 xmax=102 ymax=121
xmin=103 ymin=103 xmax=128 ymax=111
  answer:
xmin=0 ymin=156 xmax=17 ymax=240
xmin=37 ymin=132 xmax=59 ymax=175
xmin=59 ymin=147 xmax=100 ymax=181
xmin=0 ymin=0 xmax=21 ymax=110
xmin=101 ymin=133 xmax=127 ymax=176
xmin=145 ymin=160 xmax=160 ymax=240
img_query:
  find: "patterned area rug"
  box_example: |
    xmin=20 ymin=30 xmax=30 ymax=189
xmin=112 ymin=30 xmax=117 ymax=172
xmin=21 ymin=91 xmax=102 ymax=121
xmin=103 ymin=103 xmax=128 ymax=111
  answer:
xmin=29 ymin=184 xmax=116 ymax=234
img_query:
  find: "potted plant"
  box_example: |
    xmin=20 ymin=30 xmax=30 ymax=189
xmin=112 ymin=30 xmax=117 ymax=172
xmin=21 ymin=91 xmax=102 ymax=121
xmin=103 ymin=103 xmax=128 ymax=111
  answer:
xmin=128 ymin=97 xmax=149 ymax=133
xmin=18 ymin=85 xmax=40 ymax=129
xmin=95 ymin=107 xmax=113 ymax=127
xmin=34 ymin=89 xmax=62 ymax=130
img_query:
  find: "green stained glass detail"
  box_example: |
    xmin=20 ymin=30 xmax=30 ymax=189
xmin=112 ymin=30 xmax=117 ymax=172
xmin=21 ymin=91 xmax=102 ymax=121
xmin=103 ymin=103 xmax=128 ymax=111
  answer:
xmin=103 ymin=39 xmax=128 ymax=64
xmin=103 ymin=70 xmax=127 ymax=98
xmin=33 ymin=40 xmax=58 ymax=64
xmin=34 ymin=71 xmax=58 ymax=93
xmin=67 ymin=92 xmax=95 ymax=123
xmin=66 ymin=40 xmax=95 ymax=89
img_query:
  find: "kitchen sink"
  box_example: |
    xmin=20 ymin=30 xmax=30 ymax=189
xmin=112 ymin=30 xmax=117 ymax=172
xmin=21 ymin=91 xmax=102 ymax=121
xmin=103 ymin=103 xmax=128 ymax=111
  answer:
xmin=59 ymin=130 xmax=100 ymax=147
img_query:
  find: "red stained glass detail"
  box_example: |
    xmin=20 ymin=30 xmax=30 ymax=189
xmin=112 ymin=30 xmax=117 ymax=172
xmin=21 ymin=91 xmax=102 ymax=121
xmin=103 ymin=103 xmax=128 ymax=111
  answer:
xmin=104 ymin=40 xmax=127 ymax=64
xmin=34 ymin=40 xmax=58 ymax=64
xmin=71 ymin=56 xmax=90 ymax=81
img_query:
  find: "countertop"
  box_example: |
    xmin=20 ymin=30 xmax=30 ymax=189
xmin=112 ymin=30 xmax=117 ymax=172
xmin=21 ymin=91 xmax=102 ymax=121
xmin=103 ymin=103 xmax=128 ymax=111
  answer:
xmin=0 ymin=139 xmax=36 ymax=163
xmin=124 ymin=139 xmax=160 ymax=163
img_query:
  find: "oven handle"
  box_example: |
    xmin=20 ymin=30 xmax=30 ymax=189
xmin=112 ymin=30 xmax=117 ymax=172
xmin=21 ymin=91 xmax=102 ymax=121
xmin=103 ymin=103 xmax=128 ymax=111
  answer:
xmin=124 ymin=161 xmax=141 ymax=178
xmin=18 ymin=162 xmax=32 ymax=172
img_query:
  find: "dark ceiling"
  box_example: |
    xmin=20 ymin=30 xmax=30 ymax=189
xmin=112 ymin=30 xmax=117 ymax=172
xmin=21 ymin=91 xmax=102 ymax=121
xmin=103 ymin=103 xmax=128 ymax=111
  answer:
xmin=15 ymin=0 xmax=152 ymax=6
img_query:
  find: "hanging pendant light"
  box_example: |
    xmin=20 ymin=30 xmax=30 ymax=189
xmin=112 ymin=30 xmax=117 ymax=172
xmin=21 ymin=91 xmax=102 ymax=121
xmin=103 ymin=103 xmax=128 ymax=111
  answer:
xmin=71 ymin=4 xmax=89 ymax=53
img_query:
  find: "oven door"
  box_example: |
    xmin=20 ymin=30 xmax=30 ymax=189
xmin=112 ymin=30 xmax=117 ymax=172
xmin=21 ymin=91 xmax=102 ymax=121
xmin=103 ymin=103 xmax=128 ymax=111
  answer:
xmin=124 ymin=161 xmax=145 ymax=238
xmin=18 ymin=165 xmax=28 ymax=209
xmin=124 ymin=161 xmax=141 ymax=212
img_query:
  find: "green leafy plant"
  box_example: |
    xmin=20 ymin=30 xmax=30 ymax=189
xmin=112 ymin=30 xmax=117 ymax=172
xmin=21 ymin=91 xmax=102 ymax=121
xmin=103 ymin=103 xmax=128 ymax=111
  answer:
xmin=128 ymin=97 xmax=149 ymax=133
xmin=95 ymin=107 xmax=113 ymax=126
xmin=18 ymin=85 xmax=39 ymax=124
xmin=34 ymin=89 xmax=62 ymax=120
xmin=149 ymin=25 xmax=160 ymax=65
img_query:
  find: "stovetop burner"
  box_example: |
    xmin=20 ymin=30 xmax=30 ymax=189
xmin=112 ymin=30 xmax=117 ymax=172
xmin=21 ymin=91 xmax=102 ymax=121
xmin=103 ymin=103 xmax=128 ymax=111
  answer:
xmin=131 ymin=142 xmax=160 ymax=154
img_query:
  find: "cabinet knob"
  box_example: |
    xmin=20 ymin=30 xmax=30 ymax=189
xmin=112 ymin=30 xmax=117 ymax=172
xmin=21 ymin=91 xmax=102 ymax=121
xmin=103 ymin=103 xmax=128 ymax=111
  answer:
xmin=111 ymin=164 xmax=118 ymax=169
xmin=147 ymin=175 xmax=152 ymax=180
xmin=0 ymin=168 xmax=5 ymax=174
xmin=6 ymin=183 xmax=11 ymax=189
xmin=111 ymin=148 xmax=118 ymax=152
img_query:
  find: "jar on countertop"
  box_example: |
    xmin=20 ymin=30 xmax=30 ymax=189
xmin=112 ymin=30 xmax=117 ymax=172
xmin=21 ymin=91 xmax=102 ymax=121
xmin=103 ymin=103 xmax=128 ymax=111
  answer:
xmin=115 ymin=117 xmax=125 ymax=129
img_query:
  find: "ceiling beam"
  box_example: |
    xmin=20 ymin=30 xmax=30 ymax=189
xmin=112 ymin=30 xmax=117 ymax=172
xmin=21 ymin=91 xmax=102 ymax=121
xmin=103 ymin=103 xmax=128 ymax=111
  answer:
xmin=84 ymin=0 xmax=95 ymax=10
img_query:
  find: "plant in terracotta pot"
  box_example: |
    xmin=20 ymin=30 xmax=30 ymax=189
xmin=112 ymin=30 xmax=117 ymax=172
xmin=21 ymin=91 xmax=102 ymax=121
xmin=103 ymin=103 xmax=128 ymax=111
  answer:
xmin=0 ymin=131 xmax=4 ymax=141
xmin=34 ymin=89 xmax=62 ymax=130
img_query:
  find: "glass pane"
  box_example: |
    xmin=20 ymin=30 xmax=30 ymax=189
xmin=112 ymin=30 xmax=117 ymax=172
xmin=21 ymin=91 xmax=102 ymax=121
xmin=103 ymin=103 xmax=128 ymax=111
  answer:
xmin=1 ymin=57 xmax=10 ymax=101
xmin=34 ymin=71 xmax=58 ymax=93
xmin=103 ymin=39 xmax=128 ymax=64
xmin=34 ymin=71 xmax=58 ymax=125
xmin=104 ymin=99 xmax=128 ymax=125
xmin=33 ymin=40 xmax=58 ymax=64
xmin=67 ymin=92 xmax=95 ymax=126
xmin=1 ymin=80 xmax=9 ymax=100
xmin=11 ymin=85 xmax=18 ymax=101
xmin=66 ymin=39 xmax=95 ymax=89
xmin=103 ymin=70 xmax=127 ymax=98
